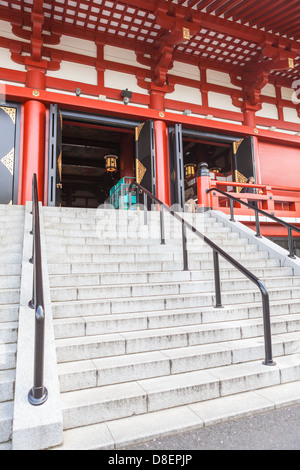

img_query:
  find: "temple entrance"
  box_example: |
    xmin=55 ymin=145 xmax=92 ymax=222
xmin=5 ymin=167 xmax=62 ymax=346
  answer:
xmin=169 ymin=124 xmax=256 ymax=207
xmin=48 ymin=106 xmax=139 ymax=208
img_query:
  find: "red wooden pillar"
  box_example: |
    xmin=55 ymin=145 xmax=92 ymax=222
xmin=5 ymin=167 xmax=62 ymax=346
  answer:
xmin=149 ymin=87 xmax=170 ymax=206
xmin=21 ymin=100 xmax=46 ymax=204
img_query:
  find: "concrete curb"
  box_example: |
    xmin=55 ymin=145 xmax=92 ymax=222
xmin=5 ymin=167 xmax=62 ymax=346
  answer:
xmin=12 ymin=202 xmax=63 ymax=450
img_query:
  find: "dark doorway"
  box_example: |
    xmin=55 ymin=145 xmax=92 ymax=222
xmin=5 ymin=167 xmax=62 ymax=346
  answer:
xmin=182 ymin=138 xmax=232 ymax=201
xmin=59 ymin=122 xmax=135 ymax=208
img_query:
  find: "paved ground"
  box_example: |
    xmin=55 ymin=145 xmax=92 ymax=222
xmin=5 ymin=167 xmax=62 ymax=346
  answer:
xmin=124 ymin=404 xmax=300 ymax=450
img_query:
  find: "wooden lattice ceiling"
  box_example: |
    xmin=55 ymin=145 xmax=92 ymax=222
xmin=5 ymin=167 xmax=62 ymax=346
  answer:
xmin=0 ymin=0 xmax=299 ymax=87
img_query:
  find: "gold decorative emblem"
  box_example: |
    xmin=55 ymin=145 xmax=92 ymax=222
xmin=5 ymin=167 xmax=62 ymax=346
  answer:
xmin=0 ymin=106 xmax=16 ymax=124
xmin=136 ymin=158 xmax=146 ymax=184
xmin=233 ymin=138 xmax=244 ymax=154
xmin=57 ymin=152 xmax=62 ymax=181
xmin=235 ymin=170 xmax=248 ymax=193
xmin=288 ymin=58 xmax=294 ymax=69
xmin=1 ymin=148 xmax=14 ymax=176
xmin=135 ymin=123 xmax=144 ymax=141
xmin=183 ymin=27 xmax=190 ymax=40
xmin=32 ymin=90 xmax=40 ymax=97
xmin=159 ymin=112 xmax=165 ymax=117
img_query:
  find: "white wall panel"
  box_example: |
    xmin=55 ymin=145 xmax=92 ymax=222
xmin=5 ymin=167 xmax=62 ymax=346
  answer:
xmin=47 ymin=61 xmax=98 ymax=85
xmin=104 ymin=45 xmax=150 ymax=69
xmin=104 ymin=70 xmax=148 ymax=94
xmin=206 ymin=69 xmax=241 ymax=90
xmin=165 ymin=84 xmax=202 ymax=105
xmin=283 ymin=107 xmax=300 ymax=124
xmin=208 ymin=92 xmax=240 ymax=112
xmin=169 ymin=61 xmax=200 ymax=80
xmin=256 ymin=103 xmax=278 ymax=120
xmin=0 ymin=47 xmax=26 ymax=72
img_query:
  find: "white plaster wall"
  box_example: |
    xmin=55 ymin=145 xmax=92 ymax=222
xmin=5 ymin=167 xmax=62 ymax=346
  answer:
xmin=47 ymin=61 xmax=98 ymax=85
xmin=47 ymin=35 xmax=97 ymax=58
xmin=283 ymin=107 xmax=300 ymax=124
xmin=165 ymin=84 xmax=202 ymax=105
xmin=0 ymin=47 xmax=26 ymax=72
xmin=206 ymin=69 xmax=241 ymax=90
xmin=281 ymin=87 xmax=294 ymax=102
xmin=256 ymin=102 xmax=279 ymax=120
xmin=261 ymin=84 xmax=276 ymax=98
xmin=104 ymin=69 xmax=148 ymax=94
xmin=169 ymin=61 xmax=200 ymax=80
xmin=104 ymin=45 xmax=150 ymax=70
xmin=208 ymin=91 xmax=240 ymax=112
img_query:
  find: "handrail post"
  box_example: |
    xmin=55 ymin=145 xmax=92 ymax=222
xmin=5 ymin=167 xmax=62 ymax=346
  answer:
xmin=160 ymin=205 xmax=165 ymax=245
xmin=143 ymin=192 xmax=147 ymax=225
xmin=229 ymin=199 xmax=235 ymax=222
xmin=288 ymin=227 xmax=296 ymax=258
xmin=182 ymin=220 xmax=188 ymax=271
xmin=213 ymin=250 xmax=223 ymax=308
xmin=128 ymin=190 xmax=132 ymax=210
xmin=255 ymin=209 xmax=262 ymax=238
xmin=260 ymin=288 xmax=276 ymax=366
xmin=28 ymin=305 xmax=48 ymax=406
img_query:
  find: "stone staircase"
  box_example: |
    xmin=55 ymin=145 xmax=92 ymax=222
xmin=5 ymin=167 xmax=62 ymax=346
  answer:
xmin=0 ymin=205 xmax=24 ymax=450
xmin=41 ymin=206 xmax=300 ymax=450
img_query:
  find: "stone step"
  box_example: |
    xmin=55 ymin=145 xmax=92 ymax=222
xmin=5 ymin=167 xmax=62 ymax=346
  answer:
xmin=54 ymin=317 xmax=300 ymax=364
xmin=53 ymin=302 xmax=300 ymax=337
xmin=0 ymin=401 xmax=13 ymax=446
xmin=49 ymin=269 xmax=296 ymax=289
xmin=59 ymin=356 xmax=300 ymax=431
xmin=50 ymin=286 xmax=300 ymax=318
xmin=51 ymin=380 xmax=300 ymax=450
xmin=46 ymin=243 xmax=264 ymax=256
xmin=0 ymin=305 xmax=19 ymax=323
xmin=0 ymin=370 xmax=15 ymax=403
xmin=49 ymin=276 xmax=300 ymax=303
xmin=46 ymin=254 xmax=280 ymax=271
xmin=0 ymin=322 xmax=18 ymax=343
xmin=0 ymin=289 xmax=20 ymax=305
xmin=57 ymin=330 xmax=300 ymax=392
xmin=0 ymin=276 xmax=20 ymax=289
xmin=0 ymin=264 xmax=21 ymax=276
xmin=0 ymin=344 xmax=17 ymax=370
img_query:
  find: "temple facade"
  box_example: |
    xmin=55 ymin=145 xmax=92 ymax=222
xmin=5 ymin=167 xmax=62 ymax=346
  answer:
xmin=0 ymin=0 xmax=299 ymax=239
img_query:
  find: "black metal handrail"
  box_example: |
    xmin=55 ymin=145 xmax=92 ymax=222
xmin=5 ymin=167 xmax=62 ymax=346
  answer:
xmin=207 ymin=187 xmax=300 ymax=258
xmin=28 ymin=174 xmax=48 ymax=406
xmin=128 ymin=182 xmax=275 ymax=366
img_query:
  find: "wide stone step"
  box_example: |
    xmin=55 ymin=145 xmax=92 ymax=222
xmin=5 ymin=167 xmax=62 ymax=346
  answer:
xmin=57 ymin=330 xmax=300 ymax=392
xmin=0 ymin=370 xmax=15 ymax=403
xmin=0 ymin=305 xmax=19 ymax=323
xmin=49 ymin=269 xmax=297 ymax=289
xmin=0 ymin=276 xmax=20 ymax=289
xmin=59 ymin=356 xmax=300 ymax=431
xmin=0 ymin=401 xmax=13 ymax=445
xmin=49 ymin=277 xmax=300 ymax=303
xmin=46 ymin=241 xmax=260 ymax=255
xmin=0 ymin=289 xmax=20 ymax=305
xmin=0 ymin=322 xmax=18 ymax=343
xmin=50 ymin=286 xmax=300 ymax=319
xmin=0 ymin=344 xmax=17 ymax=370
xmin=53 ymin=302 xmax=300 ymax=337
xmin=54 ymin=317 xmax=300 ymax=364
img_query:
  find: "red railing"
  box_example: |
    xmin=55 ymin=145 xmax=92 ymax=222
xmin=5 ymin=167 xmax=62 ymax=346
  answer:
xmin=210 ymin=180 xmax=300 ymax=219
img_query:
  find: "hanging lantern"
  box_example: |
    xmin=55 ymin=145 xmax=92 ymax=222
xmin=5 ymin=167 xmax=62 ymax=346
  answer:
xmin=184 ymin=163 xmax=196 ymax=178
xmin=104 ymin=155 xmax=118 ymax=172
